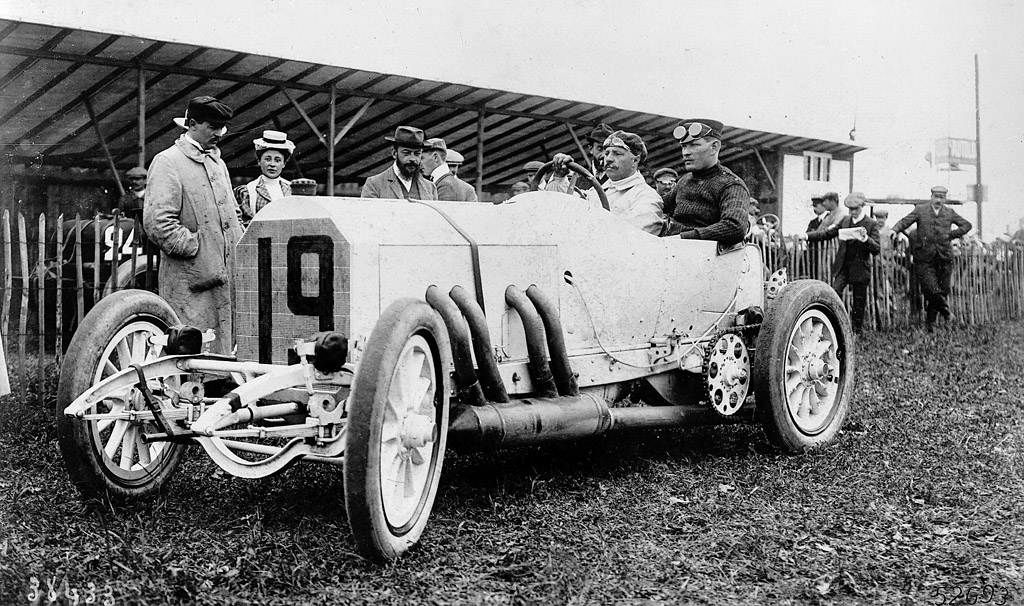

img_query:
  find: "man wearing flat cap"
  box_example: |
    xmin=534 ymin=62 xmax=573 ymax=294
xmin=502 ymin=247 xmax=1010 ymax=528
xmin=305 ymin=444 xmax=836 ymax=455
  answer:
xmin=144 ymin=95 xmax=242 ymax=355
xmin=421 ymin=138 xmax=478 ymax=202
xmin=660 ymin=119 xmax=749 ymax=245
xmin=445 ymin=148 xmax=465 ymax=177
xmin=892 ymin=185 xmax=972 ymax=330
xmin=551 ymin=130 xmax=665 ymax=234
xmin=817 ymin=191 xmax=847 ymax=232
xmin=361 ymin=126 xmax=438 ymax=200
xmin=234 ymin=130 xmax=295 ymax=226
xmin=118 ymin=166 xmax=148 ymax=218
xmin=653 ymin=168 xmax=678 ymax=199
xmin=801 ymin=192 xmax=880 ymax=334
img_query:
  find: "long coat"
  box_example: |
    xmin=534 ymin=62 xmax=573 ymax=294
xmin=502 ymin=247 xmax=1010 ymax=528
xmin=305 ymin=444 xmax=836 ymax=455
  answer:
xmin=435 ymin=172 xmax=479 ymax=202
xmin=360 ymin=166 xmax=438 ymax=200
xmin=892 ymin=203 xmax=972 ymax=262
xmin=807 ymin=215 xmax=881 ymax=283
xmin=143 ymin=136 xmax=243 ymax=354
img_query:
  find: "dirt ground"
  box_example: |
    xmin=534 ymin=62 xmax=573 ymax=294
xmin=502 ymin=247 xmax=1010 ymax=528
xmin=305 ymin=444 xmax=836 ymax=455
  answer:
xmin=1 ymin=323 xmax=1022 ymax=605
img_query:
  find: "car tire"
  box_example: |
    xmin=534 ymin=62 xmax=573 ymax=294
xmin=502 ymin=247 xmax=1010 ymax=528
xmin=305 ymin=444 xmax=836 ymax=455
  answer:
xmin=343 ymin=298 xmax=452 ymax=561
xmin=57 ymin=290 xmax=187 ymax=502
xmin=753 ymin=280 xmax=854 ymax=453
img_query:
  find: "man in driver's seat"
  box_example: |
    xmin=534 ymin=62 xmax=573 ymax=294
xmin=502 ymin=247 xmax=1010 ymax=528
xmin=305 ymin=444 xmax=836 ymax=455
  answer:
xmin=660 ymin=119 xmax=749 ymax=246
xmin=551 ymin=130 xmax=664 ymax=234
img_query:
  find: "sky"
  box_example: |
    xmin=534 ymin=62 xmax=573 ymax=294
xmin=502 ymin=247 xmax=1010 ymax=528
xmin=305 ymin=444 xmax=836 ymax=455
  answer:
xmin=3 ymin=0 xmax=1023 ymax=237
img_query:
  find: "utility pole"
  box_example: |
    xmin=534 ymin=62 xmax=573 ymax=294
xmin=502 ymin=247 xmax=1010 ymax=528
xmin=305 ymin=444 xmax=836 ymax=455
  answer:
xmin=975 ymin=53 xmax=983 ymax=238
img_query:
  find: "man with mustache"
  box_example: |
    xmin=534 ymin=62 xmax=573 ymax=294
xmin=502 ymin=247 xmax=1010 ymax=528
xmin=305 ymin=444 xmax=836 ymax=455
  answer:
xmin=144 ymin=96 xmax=242 ymax=355
xmin=361 ymin=126 xmax=438 ymax=200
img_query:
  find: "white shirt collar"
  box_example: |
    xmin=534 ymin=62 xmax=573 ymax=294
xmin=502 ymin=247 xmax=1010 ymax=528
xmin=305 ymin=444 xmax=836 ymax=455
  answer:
xmin=183 ymin=133 xmax=208 ymax=153
xmin=430 ymin=164 xmax=450 ymax=182
xmin=261 ymin=175 xmax=284 ymax=200
xmin=602 ymin=171 xmax=645 ymax=192
xmin=392 ymin=163 xmax=413 ymax=191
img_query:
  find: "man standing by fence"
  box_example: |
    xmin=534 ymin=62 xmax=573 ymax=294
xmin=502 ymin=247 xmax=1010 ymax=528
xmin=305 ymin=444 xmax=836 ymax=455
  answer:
xmin=801 ymin=192 xmax=880 ymax=334
xmin=892 ymin=185 xmax=973 ymax=331
xmin=144 ymin=96 xmax=242 ymax=355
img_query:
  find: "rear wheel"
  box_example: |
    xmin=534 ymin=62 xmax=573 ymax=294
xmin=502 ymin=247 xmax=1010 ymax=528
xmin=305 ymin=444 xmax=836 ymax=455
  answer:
xmin=57 ymin=290 xmax=187 ymax=501
xmin=344 ymin=299 xmax=452 ymax=561
xmin=753 ymin=280 xmax=854 ymax=453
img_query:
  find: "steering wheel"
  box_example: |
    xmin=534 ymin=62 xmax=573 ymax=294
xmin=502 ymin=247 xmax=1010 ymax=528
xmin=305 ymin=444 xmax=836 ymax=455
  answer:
xmin=530 ymin=161 xmax=610 ymax=211
xmin=756 ymin=213 xmax=780 ymax=233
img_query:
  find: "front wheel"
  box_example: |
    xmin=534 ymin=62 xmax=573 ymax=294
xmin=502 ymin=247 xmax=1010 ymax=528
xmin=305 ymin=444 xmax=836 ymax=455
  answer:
xmin=344 ymin=299 xmax=452 ymax=561
xmin=753 ymin=280 xmax=854 ymax=453
xmin=56 ymin=290 xmax=187 ymax=501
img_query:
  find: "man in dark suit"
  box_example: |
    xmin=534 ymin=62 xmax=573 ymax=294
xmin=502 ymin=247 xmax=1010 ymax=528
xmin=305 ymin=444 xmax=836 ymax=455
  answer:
xmin=806 ymin=196 xmax=826 ymax=232
xmin=801 ymin=192 xmax=881 ymax=334
xmin=892 ymin=185 xmax=972 ymax=330
xmin=421 ymin=138 xmax=479 ymax=201
xmin=361 ymin=126 xmax=438 ymax=200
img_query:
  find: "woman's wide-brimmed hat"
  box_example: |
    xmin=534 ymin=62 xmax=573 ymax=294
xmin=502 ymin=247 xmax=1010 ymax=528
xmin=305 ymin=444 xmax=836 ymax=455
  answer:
xmin=253 ymin=130 xmax=296 ymax=153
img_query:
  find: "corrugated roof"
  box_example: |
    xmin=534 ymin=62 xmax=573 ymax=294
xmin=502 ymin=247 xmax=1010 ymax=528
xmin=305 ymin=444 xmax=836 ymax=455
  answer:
xmin=0 ymin=19 xmax=865 ymax=190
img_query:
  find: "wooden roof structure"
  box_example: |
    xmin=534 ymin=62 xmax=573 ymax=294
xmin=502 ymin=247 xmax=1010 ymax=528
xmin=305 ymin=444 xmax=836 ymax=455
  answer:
xmin=0 ymin=18 xmax=865 ymax=194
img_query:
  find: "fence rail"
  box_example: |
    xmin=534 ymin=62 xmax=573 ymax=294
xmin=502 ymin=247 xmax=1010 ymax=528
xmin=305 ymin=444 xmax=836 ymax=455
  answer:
xmin=2 ymin=211 xmax=1023 ymax=400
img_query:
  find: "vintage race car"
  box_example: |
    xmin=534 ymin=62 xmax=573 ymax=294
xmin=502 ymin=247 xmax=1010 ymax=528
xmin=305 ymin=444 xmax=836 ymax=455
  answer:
xmin=57 ymin=180 xmax=854 ymax=562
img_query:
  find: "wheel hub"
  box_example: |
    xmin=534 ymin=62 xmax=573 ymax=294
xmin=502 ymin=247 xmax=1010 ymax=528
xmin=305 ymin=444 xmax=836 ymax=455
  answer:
xmin=400 ymin=413 xmax=435 ymax=449
xmin=802 ymin=357 xmax=833 ymax=383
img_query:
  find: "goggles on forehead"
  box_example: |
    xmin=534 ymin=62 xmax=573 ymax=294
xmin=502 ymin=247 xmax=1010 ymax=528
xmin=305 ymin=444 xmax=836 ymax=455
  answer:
xmin=673 ymin=122 xmax=714 ymax=142
xmin=602 ymin=135 xmax=633 ymax=152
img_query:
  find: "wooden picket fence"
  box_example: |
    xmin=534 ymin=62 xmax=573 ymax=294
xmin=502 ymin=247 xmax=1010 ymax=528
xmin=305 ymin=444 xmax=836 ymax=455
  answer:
xmin=1 ymin=210 xmax=1023 ymax=400
xmin=0 ymin=209 xmax=157 ymax=398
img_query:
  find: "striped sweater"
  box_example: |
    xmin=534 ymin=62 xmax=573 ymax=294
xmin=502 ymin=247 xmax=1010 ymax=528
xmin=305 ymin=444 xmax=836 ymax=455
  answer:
xmin=661 ymin=163 xmax=750 ymax=245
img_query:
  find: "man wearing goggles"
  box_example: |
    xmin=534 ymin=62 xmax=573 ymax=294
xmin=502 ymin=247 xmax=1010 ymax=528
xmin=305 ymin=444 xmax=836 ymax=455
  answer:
xmin=660 ymin=119 xmax=749 ymax=245
xmin=550 ymin=130 xmax=665 ymax=234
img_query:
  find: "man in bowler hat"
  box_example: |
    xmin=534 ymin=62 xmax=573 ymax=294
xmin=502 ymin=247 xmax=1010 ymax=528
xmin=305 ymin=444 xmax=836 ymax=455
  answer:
xmin=361 ymin=126 xmax=438 ymax=200
xmin=144 ymin=96 xmax=243 ymax=355
xmin=892 ymin=185 xmax=973 ymax=330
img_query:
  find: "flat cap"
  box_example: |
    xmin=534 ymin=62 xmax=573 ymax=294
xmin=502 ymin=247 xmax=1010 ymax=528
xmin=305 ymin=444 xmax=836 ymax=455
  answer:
xmin=603 ymin=130 xmax=648 ymax=163
xmin=446 ymin=149 xmax=465 ymax=164
xmin=173 ymin=95 xmax=233 ymax=128
xmin=125 ymin=167 xmax=147 ymax=177
xmin=653 ymin=167 xmax=678 ymax=181
xmin=931 ymin=185 xmax=949 ymax=195
xmin=844 ymin=191 xmax=869 ymax=208
xmin=821 ymin=191 xmax=840 ymax=202
xmin=587 ymin=123 xmax=615 ymax=143
xmin=524 ymin=161 xmax=545 ymax=172
xmin=423 ymin=137 xmax=448 ymax=153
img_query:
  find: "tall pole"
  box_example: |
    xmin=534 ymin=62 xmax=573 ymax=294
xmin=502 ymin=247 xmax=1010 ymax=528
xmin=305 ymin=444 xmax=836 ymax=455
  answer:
xmin=328 ymin=88 xmax=336 ymax=195
xmin=137 ymin=65 xmax=146 ymax=169
xmin=974 ymin=53 xmax=983 ymax=238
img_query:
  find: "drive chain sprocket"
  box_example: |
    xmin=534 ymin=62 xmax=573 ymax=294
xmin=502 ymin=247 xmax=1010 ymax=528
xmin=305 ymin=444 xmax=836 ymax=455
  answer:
xmin=702 ymin=324 xmax=759 ymax=416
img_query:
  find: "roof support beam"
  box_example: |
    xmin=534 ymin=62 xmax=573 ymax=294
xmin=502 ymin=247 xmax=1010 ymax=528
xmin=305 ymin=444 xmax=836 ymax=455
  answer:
xmin=475 ymin=111 xmax=485 ymax=197
xmin=327 ymin=88 xmax=336 ymax=194
xmin=334 ymin=99 xmax=373 ymax=146
xmin=564 ymin=123 xmax=589 ymax=162
xmin=279 ymin=85 xmax=328 ymax=150
xmin=754 ymin=149 xmax=776 ymax=191
xmin=137 ymin=65 xmax=146 ymax=168
xmin=82 ymin=95 xmax=124 ymax=197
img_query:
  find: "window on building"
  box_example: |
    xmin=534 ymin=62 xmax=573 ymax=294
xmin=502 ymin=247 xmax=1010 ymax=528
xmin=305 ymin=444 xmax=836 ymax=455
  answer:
xmin=803 ymin=152 xmax=832 ymax=182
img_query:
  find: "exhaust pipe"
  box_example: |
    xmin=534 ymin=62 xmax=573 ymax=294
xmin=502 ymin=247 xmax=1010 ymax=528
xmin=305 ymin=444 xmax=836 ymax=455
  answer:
xmin=450 ymin=285 xmax=510 ymax=403
xmin=504 ymin=285 xmax=559 ymax=398
xmin=525 ymin=285 xmax=579 ymax=396
xmin=425 ymin=286 xmax=487 ymax=407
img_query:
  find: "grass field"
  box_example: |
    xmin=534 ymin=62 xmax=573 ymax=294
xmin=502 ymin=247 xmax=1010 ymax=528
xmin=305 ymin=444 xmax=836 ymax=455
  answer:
xmin=1 ymin=322 xmax=1022 ymax=605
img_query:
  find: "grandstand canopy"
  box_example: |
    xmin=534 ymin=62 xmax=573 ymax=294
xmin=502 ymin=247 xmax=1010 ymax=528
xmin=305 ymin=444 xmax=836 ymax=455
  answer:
xmin=0 ymin=17 xmax=865 ymax=192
